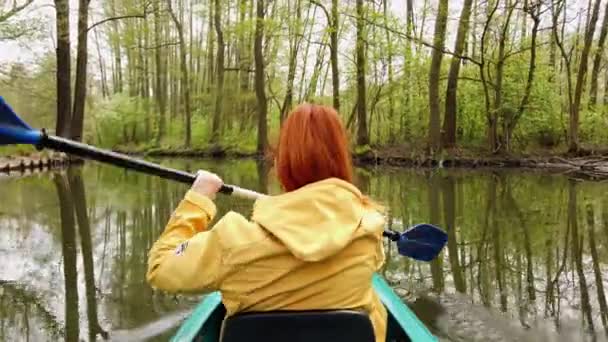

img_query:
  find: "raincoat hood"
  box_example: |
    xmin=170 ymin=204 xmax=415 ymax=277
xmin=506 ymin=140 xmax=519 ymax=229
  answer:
xmin=252 ymin=178 xmax=385 ymax=262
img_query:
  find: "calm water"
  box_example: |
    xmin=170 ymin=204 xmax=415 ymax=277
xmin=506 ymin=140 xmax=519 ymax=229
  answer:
xmin=2 ymin=158 xmax=608 ymax=342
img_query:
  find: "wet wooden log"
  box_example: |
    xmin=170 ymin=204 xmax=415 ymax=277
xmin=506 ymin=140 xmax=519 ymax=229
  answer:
xmin=0 ymin=153 xmax=76 ymax=175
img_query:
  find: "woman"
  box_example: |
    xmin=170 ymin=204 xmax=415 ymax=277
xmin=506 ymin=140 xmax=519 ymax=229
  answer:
xmin=146 ymin=103 xmax=387 ymax=342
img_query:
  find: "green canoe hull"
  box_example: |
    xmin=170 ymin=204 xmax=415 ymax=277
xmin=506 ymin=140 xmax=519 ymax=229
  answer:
xmin=171 ymin=273 xmax=437 ymax=342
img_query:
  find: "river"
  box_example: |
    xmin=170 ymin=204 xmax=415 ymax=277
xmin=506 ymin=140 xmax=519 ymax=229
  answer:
xmin=1 ymin=158 xmax=607 ymax=341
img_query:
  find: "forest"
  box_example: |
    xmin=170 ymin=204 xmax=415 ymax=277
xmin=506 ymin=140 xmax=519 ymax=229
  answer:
xmin=1 ymin=0 xmax=608 ymax=157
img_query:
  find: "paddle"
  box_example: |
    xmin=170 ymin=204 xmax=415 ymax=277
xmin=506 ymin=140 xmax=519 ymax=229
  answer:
xmin=0 ymin=97 xmax=261 ymax=199
xmin=0 ymin=97 xmax=447 ymax=261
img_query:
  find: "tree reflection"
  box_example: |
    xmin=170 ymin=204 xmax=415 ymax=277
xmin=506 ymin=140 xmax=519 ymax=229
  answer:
xmin=428 ymin=173 xmax=444 ymax=293
xmin=6 ymin=159 xmax=608 ymax=341
xmin=569 ymin=180 xmax=594 ymax=333
xmin=53 ymin=173 xmax=79 ymax=342
xmin=67 ymin=168 xmax=107 ymax=340
xmin=441 ymin=175 xmax=465 ymax=293
xmin=586 ymin=203 xmax=608 ymax=331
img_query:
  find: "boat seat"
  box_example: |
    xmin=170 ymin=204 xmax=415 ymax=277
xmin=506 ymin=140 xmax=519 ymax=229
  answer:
xmin=220 ymin=309 xmax=376 ymax=342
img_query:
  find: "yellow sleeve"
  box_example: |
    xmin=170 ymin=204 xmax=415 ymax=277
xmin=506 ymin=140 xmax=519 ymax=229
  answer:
xmin=146 ymin=189 xmax=225 ymax=293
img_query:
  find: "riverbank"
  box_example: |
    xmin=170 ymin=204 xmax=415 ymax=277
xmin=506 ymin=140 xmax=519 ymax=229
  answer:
xmin=4 ymin=144 xmax=608 ymax=181
xmin=354 ymin=145 xmax=608 ymax=180
xmin=113 ymin=145 xmax=259 ymax=158
xmin=113 ymin=144 xmax=608 ymax=180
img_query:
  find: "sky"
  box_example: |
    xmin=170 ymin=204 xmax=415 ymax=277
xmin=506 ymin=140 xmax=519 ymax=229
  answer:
xmin=0 ymin=0 xmax=593 ymax=73
xmin=0 ymin=0 xmax=458 ymax=65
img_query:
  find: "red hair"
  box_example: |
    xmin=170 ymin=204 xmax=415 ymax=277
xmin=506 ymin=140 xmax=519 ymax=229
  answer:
xmin=276 ymin=103 xmax=353 ymax=192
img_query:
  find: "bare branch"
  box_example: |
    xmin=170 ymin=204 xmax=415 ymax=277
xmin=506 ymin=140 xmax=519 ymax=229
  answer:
xmin=87 ymin=14 xmax=146 ymax=33
xmin=309 ymin=0 xmax=330 ymax=22
xmin=342 ymin=11 xmax=481 ymax=66
xmin=0 ymin=0 xmax=34 ymax=23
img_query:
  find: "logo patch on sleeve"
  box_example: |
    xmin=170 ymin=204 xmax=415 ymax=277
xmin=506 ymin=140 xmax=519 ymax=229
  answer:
xmin=175 ymin=241 xmax=189 ymax=256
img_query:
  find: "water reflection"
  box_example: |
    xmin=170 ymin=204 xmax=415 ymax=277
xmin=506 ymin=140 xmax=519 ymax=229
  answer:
xmin=1 ymin=159 xmax=608 ymax=341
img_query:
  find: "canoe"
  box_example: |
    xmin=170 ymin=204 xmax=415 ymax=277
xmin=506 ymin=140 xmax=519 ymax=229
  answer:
xmin=171 ymin=273 xmax=438 ymax=342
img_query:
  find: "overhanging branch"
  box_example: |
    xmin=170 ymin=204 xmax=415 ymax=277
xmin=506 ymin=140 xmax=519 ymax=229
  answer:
xmin=87 ymin=14 xmax=146 ymax=33
xmin=342 ymin=11 xmax=482 ymax=66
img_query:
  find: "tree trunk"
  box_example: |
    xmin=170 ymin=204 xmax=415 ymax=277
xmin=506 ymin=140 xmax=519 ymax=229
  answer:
xmin=589 ymin=1 xmax=608 ymax=108
xmin=493 ymin=2 xmax=515 ymax=152
xmin=154 ymin=0 xmax=166 ymax=145
xmin=167 ymin=0 xmax=192 ymax=147
xmin=110 ymin=0 xmax=122 ymax=94
xmin=383 ymin=0 xmax=395 ymax=143
xmin=418 ymin=0 xmax=429 ymax=54
xmin=54 ymin=0 xmax=71 ymax=137
xmin=206 ymin=1 xmax=215 ymax=92
xmin=238 ymin=0 xmax=250 ymax=92
xmin=297 ymin=6 xmax=316 ymax=103
xmin=70 ymin=0 xmax=90 ymax=143
xmin=441 ymin=0 xmax=473 ymax=149
xmin=403 ymin=0 xmax=414 ymax=137
xmin=549 ymin=0 xmax=557 ymax=80
xmin=427 ymin=0 xmax=448 ymax=153
xmin=520 ymin=0 xmax=528 ymax=43
xmin=470 ymin=0 xmax=478 ymax=59
xmin=604 ymin=67 xmax=608 ymax=105
xmin=210 ymin=0 xmax=225 ymax=144
xmin=142 ymin=20 xmax=150 ymax=141
xmin=304 ymin=38 xmax=327 ymax=100
xmin=571 ymin=0 xmax=601 ymax=152
xmin=406 ymin=0 xmax=414 ymax=51
xmin=93 ymin=28 xmax=108 ymax=99
xmin=280 ymin=0 xmax=303 ymax=123
xmin=255 ymin=0 xmax=268 ymax=154
xmin=504 ymin=4 xmax=540 ymax=151
xmin=331 ymin=0 xmax=340 ymax=112
xmin=479 ymin=1 xmax=499 ymax=151
xmin=355 ymin=0 xmax=369 ymax=146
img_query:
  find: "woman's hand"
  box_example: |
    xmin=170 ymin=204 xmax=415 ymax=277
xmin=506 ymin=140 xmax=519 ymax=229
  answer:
xmin=191 ymin=170 xmax=223 ymax=199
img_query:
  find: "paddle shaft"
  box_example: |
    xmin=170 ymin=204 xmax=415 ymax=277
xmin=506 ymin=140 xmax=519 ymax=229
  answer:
xmin=36 ymin=133 xmax=262 ymax=200
xmin=35 ymin=133 xmax=400 ymax=239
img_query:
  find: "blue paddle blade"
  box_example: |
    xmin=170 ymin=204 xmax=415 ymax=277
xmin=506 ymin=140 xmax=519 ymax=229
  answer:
xmin=396 ymin=223 xmax=448 ymax=261
xmin=0 ymin=96 xmax=42 ymax=145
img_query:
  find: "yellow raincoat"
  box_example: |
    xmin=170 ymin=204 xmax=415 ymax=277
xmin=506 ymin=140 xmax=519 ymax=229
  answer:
xmin=146 ymin=177 xmax=388 ymax=342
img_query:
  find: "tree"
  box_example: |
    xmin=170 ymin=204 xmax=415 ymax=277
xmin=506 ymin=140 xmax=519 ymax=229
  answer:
xmin=153 ymin=0 xmax=167 ymax=145
xmin=281 ymin=0 xmax=304 ymax=122
xmin=560 ymin=0 xmax=602 ymax=152
xmin=54 ymin=0 xmax=71 ymax=138
xmin=503 ymin=2 xmax=542 ymax=151
xmin=210 ymin=0 xmax=225 ymax=143
xmin=355 ymin=0 xmax=369 ymax=146
xmin=255 ymin=0 xmax=268 ymax=154
xmin=70 ymin=0 xmax=91 ymax=142
xmin=167 ymin=0 xmax=192 ymax=147
xmin=383 ymin=0 xmax=395 ymax=143
xmin=330 ymin=0 xmax=340 ymax=112
xmin=589 ymin=0 xmax=608 ymax=108
xmin=492 ymin=1 xmax=516 ymax=152
xmin=428 ymin=0 xmax=448 ymax=153
xmin=441 ymin=0 xmax=473 ymax=149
